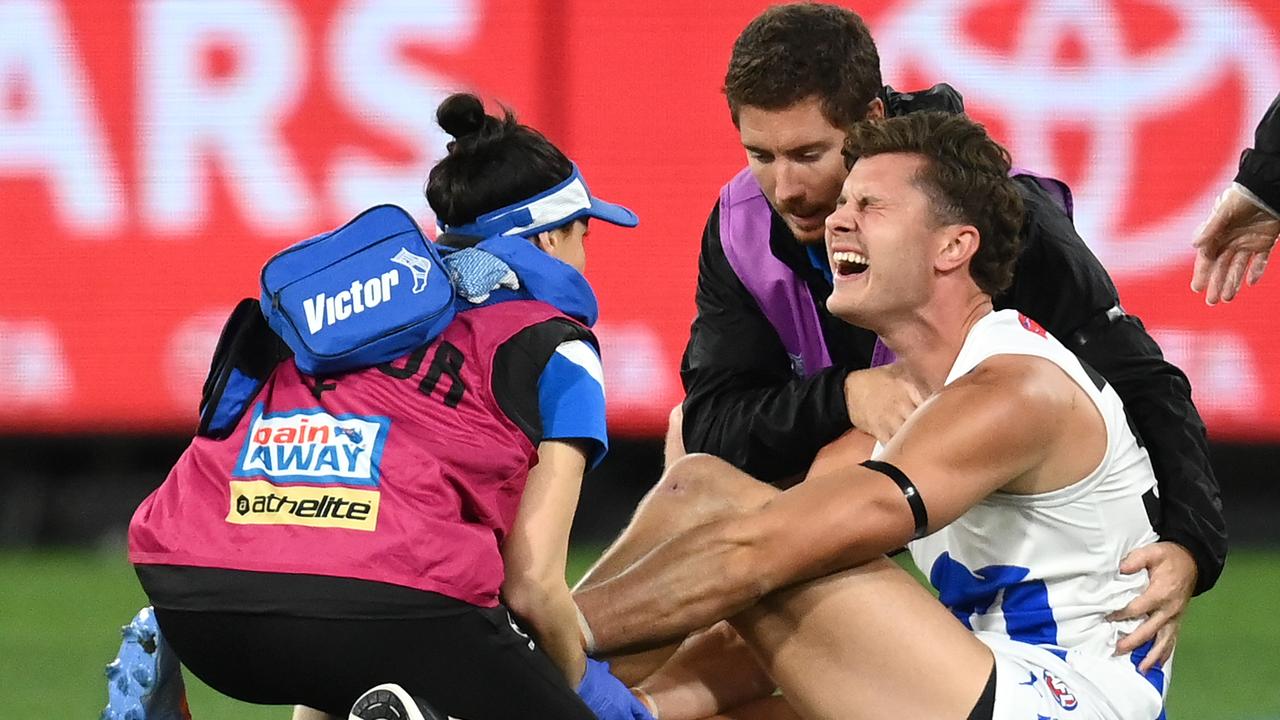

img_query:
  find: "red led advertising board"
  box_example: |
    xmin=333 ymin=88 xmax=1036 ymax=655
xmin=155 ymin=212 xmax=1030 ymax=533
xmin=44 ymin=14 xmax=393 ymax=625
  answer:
xmin=1 ymin=0 xmax=1277 ymax=437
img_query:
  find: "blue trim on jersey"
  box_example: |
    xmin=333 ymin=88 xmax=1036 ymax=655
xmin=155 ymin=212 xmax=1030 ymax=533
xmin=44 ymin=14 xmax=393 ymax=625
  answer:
xmin=1129 ymin=639 xmax=1167 ymax=719
xmin=929 ymin=553 xmax=1060 ymax=647
xmin=538 ymin=347 xmax=608 ymax=469
xmin=806 ymin=245 xmax=833 ymax=283
xmin=208 ymin=368 xmax=260 ymax=435
xmin=1000 ymin=577 xmax=1059 ymax=647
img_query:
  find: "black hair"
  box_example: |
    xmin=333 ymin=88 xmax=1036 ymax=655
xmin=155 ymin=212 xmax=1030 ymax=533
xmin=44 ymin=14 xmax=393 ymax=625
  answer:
xmin=426 ymin=93 xmax=573 ymax=229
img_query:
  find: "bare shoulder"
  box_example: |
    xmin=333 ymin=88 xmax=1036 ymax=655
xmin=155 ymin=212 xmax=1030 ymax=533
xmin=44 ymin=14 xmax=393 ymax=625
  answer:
xmin=891 ymin=354 xmax=1078 ymax=466
xmin=947 ymin=354 xmax=1106 ymax=494
xmin=948 ymin=353 xmax=1080 ymax=418
xmin=876 ymin=354 xmax=1082 ymax=528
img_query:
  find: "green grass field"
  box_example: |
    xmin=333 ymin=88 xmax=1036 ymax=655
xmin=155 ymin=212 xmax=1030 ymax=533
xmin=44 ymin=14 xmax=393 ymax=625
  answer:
xmin=3 ymin=548 xmax=1278 ymax=719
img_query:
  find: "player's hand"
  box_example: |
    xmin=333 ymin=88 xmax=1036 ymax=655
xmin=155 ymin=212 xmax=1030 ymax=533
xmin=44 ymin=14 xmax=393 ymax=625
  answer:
xmin=1190 ymin=183 xmax=1280 ymax=304
xmin=843 ymin=364 xmax=927 ymax=444
xmin=1106 ymin=542 xmax=1197 ymax=672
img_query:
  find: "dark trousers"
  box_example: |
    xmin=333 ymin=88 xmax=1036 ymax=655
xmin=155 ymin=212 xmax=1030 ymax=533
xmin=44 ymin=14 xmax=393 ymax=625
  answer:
xmin=154 ymin=606 xmax=596 ymax=719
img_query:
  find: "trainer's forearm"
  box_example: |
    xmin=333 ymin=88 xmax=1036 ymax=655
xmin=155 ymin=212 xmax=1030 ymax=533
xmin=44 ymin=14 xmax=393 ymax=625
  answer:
xmin=506 ymin=579 xmax=588 ymax=685
xmin=575 ymin=518 xmax=766 ymax=656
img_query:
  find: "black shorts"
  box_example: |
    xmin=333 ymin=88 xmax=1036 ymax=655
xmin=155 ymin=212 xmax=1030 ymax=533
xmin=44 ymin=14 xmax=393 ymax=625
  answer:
xmin=153 ymin=605 xmax=596 ymax=719
xmin=968 ymin=661 xmax=997 ymax=720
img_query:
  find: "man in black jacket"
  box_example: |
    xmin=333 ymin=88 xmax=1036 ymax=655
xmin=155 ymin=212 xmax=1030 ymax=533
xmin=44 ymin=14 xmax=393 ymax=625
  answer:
xmin=1192 ymin=91 xmax=1280 ymax=303
xmin=576 ymin=3 xmax=1224 ymax=678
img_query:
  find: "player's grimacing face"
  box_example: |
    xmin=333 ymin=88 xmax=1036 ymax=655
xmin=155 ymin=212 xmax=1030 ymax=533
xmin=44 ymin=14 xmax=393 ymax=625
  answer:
xmin=825 ymin=153 xmax=939 ymax=326
xmin=737 ymin=98 xmax=851 ymax=245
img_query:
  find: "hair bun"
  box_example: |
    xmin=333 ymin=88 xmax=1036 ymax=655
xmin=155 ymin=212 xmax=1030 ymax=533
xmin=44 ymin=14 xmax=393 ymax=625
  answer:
xmin=437 ymin=93 xmax=488 ymax=140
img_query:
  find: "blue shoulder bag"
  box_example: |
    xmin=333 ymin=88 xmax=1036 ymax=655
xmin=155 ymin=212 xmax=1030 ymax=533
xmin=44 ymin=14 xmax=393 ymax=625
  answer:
xmin=260 ymin=205 xmax=455 ymax=376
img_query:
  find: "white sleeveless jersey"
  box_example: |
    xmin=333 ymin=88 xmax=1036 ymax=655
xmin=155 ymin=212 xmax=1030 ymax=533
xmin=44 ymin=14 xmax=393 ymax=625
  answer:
xmin=890 ymin=310 xmax=1167 ymax=714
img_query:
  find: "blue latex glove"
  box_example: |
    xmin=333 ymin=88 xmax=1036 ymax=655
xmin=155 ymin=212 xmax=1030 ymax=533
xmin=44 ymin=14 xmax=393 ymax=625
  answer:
xmin=577 ymin=658 xmax=655 ymax=720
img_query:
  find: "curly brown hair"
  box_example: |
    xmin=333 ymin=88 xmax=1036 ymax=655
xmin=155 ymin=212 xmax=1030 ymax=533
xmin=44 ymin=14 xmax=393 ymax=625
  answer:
xmin=723 ymin=3 xmax=882 ymax=129
xmin=843 ymin=112 xmax=1024 ymax=296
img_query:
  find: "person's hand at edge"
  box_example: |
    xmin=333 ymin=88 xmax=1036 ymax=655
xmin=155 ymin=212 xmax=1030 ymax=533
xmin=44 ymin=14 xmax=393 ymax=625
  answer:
xmin=1106 ymin=542 xmax=1196 ymax=672
xmin=1191 ymin=183 xmax=1280 ymax=304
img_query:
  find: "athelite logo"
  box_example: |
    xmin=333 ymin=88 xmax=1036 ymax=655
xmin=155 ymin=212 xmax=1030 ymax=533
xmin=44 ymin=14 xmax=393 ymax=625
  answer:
xmin=227 ymin=480 xmax=380 ymax=532
xmin=877 ymin=0 xmax=1280 ymax=277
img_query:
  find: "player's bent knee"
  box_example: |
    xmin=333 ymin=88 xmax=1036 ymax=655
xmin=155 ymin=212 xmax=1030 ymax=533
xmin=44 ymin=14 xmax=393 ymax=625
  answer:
xmin=659 ymin=454 xmax=777 ymax=512
xmin=659 ymin=454 xmax=737 ymax=495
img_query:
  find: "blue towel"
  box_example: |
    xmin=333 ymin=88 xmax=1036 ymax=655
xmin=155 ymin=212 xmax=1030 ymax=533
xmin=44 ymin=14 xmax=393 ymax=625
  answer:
xmin=442 ymin=248 xmax=521 ymax=304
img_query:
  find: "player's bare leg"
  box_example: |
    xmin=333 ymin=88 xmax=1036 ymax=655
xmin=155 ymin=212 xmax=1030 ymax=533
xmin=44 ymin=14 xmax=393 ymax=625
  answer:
xmin=620 ymin=437 xmax=892 ymax=720
xmin=576 ymin=454 xmax=778 ymax=592
xmin=707 ymin=696 xmax=802 ymax=720
xmin=633 ymin=621 xmax=781 ymax=720
xmin=575 ymin=454 xmax=780 ymax=685
xmin=575 ymin=404 xmax=715 ymax=596
xmin=731 ymin=557 xmax=993 ymax=720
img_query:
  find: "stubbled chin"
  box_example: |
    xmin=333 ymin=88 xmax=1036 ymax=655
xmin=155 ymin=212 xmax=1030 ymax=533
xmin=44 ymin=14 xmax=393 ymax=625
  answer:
xmin=787 ymin=222 xmax=826 ymax=245
xmin=788 ymin=226 xmax=829 ymax=243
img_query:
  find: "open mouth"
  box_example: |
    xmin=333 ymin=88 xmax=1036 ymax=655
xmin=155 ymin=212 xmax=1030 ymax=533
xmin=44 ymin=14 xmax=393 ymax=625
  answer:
xmin=832 ymin=250 xmax=870 ymax=277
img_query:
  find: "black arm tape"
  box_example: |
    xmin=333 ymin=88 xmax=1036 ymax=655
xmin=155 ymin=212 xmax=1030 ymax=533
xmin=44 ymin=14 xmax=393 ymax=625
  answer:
xmin=860 ymin=460 xmax=930 ymax=540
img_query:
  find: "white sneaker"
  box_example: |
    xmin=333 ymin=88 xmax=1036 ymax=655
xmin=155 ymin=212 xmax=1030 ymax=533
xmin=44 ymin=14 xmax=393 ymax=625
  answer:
xmin=348 ymin=683 xmax=450 ymax=720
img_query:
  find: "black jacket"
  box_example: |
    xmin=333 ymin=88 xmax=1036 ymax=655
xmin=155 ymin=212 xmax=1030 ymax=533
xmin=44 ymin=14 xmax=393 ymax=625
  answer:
xmin=680 ymin=85 xmax=1227 ymax=595
xmin=1235 ymin=91 xmax=1280 ymax=213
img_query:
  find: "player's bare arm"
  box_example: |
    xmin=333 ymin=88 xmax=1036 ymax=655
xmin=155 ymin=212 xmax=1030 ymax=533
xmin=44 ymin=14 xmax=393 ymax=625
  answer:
xmin=576 ymin=353 xmax=1102 ymax=656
